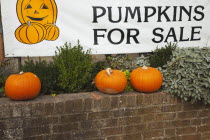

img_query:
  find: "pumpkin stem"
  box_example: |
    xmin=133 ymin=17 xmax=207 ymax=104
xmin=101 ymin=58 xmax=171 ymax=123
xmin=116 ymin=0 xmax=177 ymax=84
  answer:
xmin=106 ymin=68 xmax=112 ymax=76
xmin=142 ymin=66 xmax=148 ymax=70
xmin=27 ymin=21 xmax=31 ymax=26
xmin=19 ymin=71 xmax=24 ymax=75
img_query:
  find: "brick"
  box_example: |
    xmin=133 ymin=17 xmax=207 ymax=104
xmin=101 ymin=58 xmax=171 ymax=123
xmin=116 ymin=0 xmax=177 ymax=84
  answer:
xmin=172 ymin=120 xmax=191 ymax=127
xmin=84 ymin=98 xmax=93 ymax=112
xmin=136 ymin=94 xmax=144 ymax=106
xmin=22 ymin=135 xmax=45 ymax=140
xmin=156 ymin=113 xmax=176 ymax=121
xmin=147 ymin=122 xmax=165 ymax=130
xmin=46 ymin=133 xmax=71 ymax=140
xmin=191 ymin=119 xmax=201 ymax=125
xmin=100 ymin=97 xmax=111 ymax=110
xmin=72 ymin=129 xmax=100 ymax=138
xmin=44 ymin=102 xmax=54 ymax=115
xmin=201 ymin=132 xmax=210 ymax=140
xmin=12 ymin=104 xmax=22 ymax=117
xmin=53 ymin=123 xmax=79 ymax=133
xmin=4 ymin=128 xmax=23 ymax=139
xmin=137 ymin=106 xmax=161 ymax=115
xmin=110 ymin=96 xmax=119 ymax=108
xmin=165 ymin=128 xmax=175 ymax=137
xmin=21 ymin=104 xmax=32 ymax=117
xmin=202 ymin=118 xmax=210 ymax=125
xmin=61 ymin=114 xmax=86 ymax=123
xmin=152 ymin=93 xmax=169 ymax=105
xmin=161 ymin=104 xmax=182 ymax=112
xmin=124 ymin=124 xmax=146 ymax=133
xmin=0 ymin=118 xmax=23 ymax=130
xmin=23 ymin=126 xmax=50 ymax=137
xmin=53 ymin=102 xmax=65 ymax=115
xmin=142 ymin=94 xmax=153 ymax=106
xmin=183 ymin=102 xmax=205 ymax=111
xmin=143 ymin=130 xmax=164 ymax=139
xmin=123 ymin=133 xmax=142 ymax=140
xmin=126 ymin=95 xmax=137 ymax=107
xmin=107 ymin=135 xmax=123 ymax=140
xmin=104 ymin=118 xmax=118 ymax=127
xmin=198 ymin=125 xmax=210 ymax=132
xmin=180 ymin=134 xmax=201 ymax=140
xmin=101 ymin=127 xmax=123 ymax=136
xmin=23 ymin=117 xmax=59 ymax=127
xmin=81 ymin=120 xmax=105 ymax=129
xmin=119 ymin=116 xmax=142 ymax=125
xmin=31 ymin=103 xmax=45 ymax=116
xmin=176 ymin=126 xmax=197 ymax=135
xmin=178 ymin=111 xmax=198 ymax=119
xmin=119 ymin=96 xmax=127 ymax=108
xmin=0 ymin=105 xmax=12 ymax=119
xmin=88 ymin=111 xmax=112 ymax=120
xmin=65 ymin=99 xmax=83 ymax=114
xmin=198 ymin=110 xmax=210 ymax=117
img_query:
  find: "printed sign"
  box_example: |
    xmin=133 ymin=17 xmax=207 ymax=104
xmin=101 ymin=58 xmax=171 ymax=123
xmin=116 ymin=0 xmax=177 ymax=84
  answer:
xmin=0 ymin=0 xmax=210 ymax=56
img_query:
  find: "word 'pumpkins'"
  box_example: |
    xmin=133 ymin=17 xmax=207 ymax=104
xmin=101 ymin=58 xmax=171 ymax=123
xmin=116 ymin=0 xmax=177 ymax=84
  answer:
xmin=44 ymin=24 xmax=60 ymax=41
xmin=130 ymin=66 xmax=163 ymax=93
xmin=94 ymin=68 xmax=127 ymax=94
xmin=5 ymin=72 xmax=41 ymax=101
xmin=15 ymin=21 xmax=46 ymax=44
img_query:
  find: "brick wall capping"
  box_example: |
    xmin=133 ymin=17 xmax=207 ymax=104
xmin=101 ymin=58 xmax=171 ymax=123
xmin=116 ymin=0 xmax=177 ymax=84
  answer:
xmin=0 ymin=91 xmax=169 ymax=105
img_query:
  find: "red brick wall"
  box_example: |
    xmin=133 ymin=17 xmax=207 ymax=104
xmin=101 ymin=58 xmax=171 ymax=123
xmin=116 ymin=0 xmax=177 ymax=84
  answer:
xmin=0 ymin=92 xmax=210 ymax=140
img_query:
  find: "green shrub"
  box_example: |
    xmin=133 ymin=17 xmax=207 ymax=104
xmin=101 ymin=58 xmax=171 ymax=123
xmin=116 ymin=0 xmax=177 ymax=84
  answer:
xmin=53 ymin=42 xmax=94 ymax=93
xmin=148 ymin=42 xmax=177 ymax=68
xmin=85 ymin=61 xmax=107 ymax=91
xmin=21 ymin=57 xmax=59 ymax=95
xmin=105 ymin=54 xmax=132 ymax=71
xmin=162 ymin=47 xmax=210 ymax=104
xmin=0 ymin=58 xmax=13 ymax=95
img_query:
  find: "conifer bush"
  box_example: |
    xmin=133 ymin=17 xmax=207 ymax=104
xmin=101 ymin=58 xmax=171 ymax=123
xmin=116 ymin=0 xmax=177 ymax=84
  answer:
xmin=53 ymin=42 xmax=94 ymax=93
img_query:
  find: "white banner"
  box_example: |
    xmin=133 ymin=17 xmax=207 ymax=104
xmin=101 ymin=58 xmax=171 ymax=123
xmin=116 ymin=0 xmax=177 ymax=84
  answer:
xmin=1 ymin=0 xmax=210 ymax=57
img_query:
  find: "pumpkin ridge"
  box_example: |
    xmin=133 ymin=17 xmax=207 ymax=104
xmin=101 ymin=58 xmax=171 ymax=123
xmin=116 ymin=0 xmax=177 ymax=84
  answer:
xmin=36 ymin=23 xmax=46 ymax=42
xmin=50 ymin=27 xmax=57 ymax=40
xmin=20 ymin=24 xmax=31 ymax=44
xmin=33 ymin=24 xmax=41 ymax=43
xmin=17 ymin=0 xmax=25 ymax=23
xmin=49 ymin=0 xmax=57 ymax=23
xmin=25 ymin=25 xmax=33 ymax=44
xmin=15 ymin=24 xmax=26 ymax=43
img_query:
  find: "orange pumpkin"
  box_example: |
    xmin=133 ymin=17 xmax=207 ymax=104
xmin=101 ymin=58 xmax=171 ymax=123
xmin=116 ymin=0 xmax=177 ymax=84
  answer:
xmin=44 ymin=24 xmax=60 ymax=41
xmin=16 ymin=0 xmax=58 ymax=25
xmin=5 ymin=72 xmax=41 ymax=101
xmin=94 ymin=68 xmax=127 ymax=94
xmin=130 ymin=66 xmax=163 ymax=93
xmin=15 ymin=21 xmax=46 ymax=44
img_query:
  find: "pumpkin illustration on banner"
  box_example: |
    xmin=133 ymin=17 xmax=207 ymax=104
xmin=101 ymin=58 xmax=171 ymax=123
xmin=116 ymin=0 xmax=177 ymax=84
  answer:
xmin=15 ymin=0 xmax=59 ymax=44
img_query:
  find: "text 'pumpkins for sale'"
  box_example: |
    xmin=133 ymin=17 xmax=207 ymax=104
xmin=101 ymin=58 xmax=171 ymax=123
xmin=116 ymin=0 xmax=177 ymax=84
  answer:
xmin=130 ymin=66 xmax=163 ymax=93
xmin=94 ymin=68 xmax=127 ymax=94
xmin=5 ymin=72 xmax=41 ymax=101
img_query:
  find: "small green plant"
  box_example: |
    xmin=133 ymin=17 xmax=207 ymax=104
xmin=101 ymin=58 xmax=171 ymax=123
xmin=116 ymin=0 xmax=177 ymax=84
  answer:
xmin=53 ymin=42 xmax=94 ymax=93
xmin=148 ymin=42 xmax=177 ymax=68
xmin=162 ymin=47 xmax=210 ymax=104
xmin=122 ymin=70 xmax=134 ymax=91
xmin=21 ymin=57 xmax=59 ymax=95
